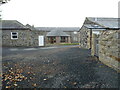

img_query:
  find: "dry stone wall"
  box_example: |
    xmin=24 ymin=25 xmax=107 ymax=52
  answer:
xmin=80 ymin=26 xmax=91 ymax=49
xmin=99 ymin=30 xmax=120 ymax=71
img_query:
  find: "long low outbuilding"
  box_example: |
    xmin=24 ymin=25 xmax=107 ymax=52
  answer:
xmin=1 ymin=20 xmax=44 ymax=47
xmin=79 ymin=17 xmax=120 ymax=71
xmin=0 ymin=20 xmax=80 ymax=47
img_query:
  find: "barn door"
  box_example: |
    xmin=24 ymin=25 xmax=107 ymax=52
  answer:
xmin=38 ymin=36 xmax=44 ymax=46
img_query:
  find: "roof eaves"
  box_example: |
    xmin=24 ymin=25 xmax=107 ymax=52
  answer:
xmin=1 ymin=28 xmax=30 ymax=30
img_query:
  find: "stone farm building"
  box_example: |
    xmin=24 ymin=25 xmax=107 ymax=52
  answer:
xmin=35 ymin=27 xmax=80 ymax=44
xmin=46 ymin=30 xmax=70 ymax=44
xmin=80 ymin=17 xmax=120 ymax=71
xmin=1 ymin=20 xmax=43 ymax=47
xmin=1 ymin=20 xmax=80 ymax=47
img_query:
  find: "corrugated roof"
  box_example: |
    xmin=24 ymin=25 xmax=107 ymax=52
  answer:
xmin=46 ymin=30 xmax=70 ymax=36
xmin=87 ymin=17 xmax=120 ymax=29
xmin=0 ymin=20 xmax=29 ymax=30
xmin=35 ymin=27 xmax=80 ymax=32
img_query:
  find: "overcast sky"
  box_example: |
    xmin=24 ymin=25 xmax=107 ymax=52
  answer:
xmin=1 ymin=0 xmax=119 ymax=27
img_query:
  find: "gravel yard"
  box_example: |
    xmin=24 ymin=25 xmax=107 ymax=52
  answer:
xmin=2 ymin=46 xmax=119 ymax=88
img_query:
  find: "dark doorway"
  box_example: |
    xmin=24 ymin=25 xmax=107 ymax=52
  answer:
xmin=48 ymin=37 xmax=56 ymax=44
xmin=60 ymin=36 xmax=68 ymax=43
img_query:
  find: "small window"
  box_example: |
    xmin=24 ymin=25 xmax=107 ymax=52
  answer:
xmin=73 ymin=31 xmax=77 ymax=34
xmin=60 ymin=36 xmax=66 ymax=42
xmin=11 ymin=32 xmax=18 ymax=39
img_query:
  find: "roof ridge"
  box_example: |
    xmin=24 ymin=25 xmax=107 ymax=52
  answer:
xmin=84 ymin=17 xmax=120 ymax=29
xmin=1 ymin=20 xmax=29 ymax=30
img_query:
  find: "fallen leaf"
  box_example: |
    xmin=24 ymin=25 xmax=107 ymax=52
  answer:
xmin=14 ymin=83 xmax=18 ymax=87
xmin=43 ymin=79 xmax=47 ymax=81
xmin=27 ymin=72 xmax=31 ymax=74
xmin=30 ymin=77 xmax=32 ymax=79
xmin=64 ymin=86 xmax=67 ymax=88
xmin=32 ymin=83 xmax=37 ymax=87
xmin=72 ymin=82 xmax=77 ymax=85
xmin=6 ymin=86 xmax=11 ymax=88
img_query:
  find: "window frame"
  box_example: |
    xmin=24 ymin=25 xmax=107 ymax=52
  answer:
xmin=60 ymin=36 xmax=66 ymax=42
xmin=11 ymin=32 xmax=18 ymax=40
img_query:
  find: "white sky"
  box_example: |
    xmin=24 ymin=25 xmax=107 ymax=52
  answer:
xmin=1 ymin=0 xmax=119 ymax=27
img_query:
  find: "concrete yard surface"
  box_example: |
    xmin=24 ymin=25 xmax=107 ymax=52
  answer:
xmin=2 ymin=46 xmax=119 ymax=88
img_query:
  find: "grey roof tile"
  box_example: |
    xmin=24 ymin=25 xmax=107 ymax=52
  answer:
xmin=46 ymin=30 xmax=70 ymax=36
xmin=0 ymin=20 xmax=28 ymax=30
xmin=84 ymin=24 xmax=104 ymax=29
xmin=87 ymin=17 xmax=120 ymax=29
xmin=35 ymin=27 xmax=80 ymax=31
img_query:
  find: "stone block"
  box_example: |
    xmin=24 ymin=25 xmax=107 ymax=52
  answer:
xmin=118 ymin=39 xmax=120 ymax=44
xmin=118 ymin=32 xmax=120 ymax=39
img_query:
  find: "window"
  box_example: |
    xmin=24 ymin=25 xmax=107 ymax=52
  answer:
xmin=47 ymin=37 xmax=56 ymax=43
xmin=11 ymin=32 xmax=18 ymax=39
xmin=60 ymin=36 xmax=67 ymax=42
xmin=92 ymin=31 xmax=100 ymax=35
xmin=73 ymin=31 xmax=77 ymax=34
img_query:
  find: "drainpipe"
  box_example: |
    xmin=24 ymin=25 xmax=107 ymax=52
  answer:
xmin=90 ymin=29 xmax=92 ymax=50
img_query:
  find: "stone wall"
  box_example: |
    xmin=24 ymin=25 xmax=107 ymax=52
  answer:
xmin=0 ymin=45 xmax=1 ymax=89
xmin=2 ymin=29 xmax=79 ymax=47
xmin=2 ymin=30 xmax=31 ymax=47
xmin=99 ymin=30 xmax=120 ymax=71
xmin=30 ymin=30 xmax=45 ymax=46
xmin=2 ymin=30 xmax=43 ymax=47
xmin=0 ymin=29 xmax=2 ymax=47
xmin=80 ymin=26 xmax=91 ymax=49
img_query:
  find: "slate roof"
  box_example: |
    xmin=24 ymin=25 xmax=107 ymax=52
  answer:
xmin=46 ymin=30 xmax=70 ymax=37
xmin=86 ymin=17 xmax=120 ymax=29
xmin=35 ymin=27 xmax=80 ymax=32
xmin=84 ymin=24 xmax=105 ymax=29
xmin=0 ymin=20 xmax=29 ymax=30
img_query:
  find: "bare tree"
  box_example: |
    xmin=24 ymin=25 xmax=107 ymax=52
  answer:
xmin=0 ymin=0 xmax=11 ymax=20
xmin=0 ymin=0 xmax=10 ymax=4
